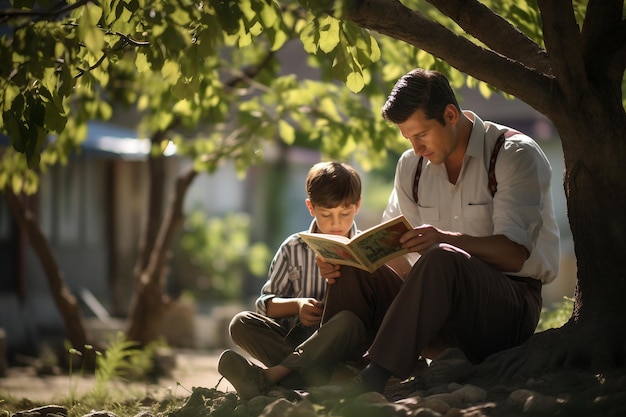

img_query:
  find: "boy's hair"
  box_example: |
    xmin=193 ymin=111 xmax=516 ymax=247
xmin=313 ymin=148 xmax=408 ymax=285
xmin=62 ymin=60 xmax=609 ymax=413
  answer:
xmin=381 ymin=68 xmax=461 ymax=125
xmin=306 ymin=161 xmax=361 ymax=208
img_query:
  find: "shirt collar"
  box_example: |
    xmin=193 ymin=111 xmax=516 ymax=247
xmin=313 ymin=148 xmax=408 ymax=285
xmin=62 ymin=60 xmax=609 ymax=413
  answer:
xmin=464 ymin=110 xmax=486 ymax=161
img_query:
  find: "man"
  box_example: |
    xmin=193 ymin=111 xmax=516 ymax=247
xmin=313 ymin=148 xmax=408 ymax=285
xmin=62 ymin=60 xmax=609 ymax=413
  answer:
xmin=318 ymin=68 xmax=560 ymax=393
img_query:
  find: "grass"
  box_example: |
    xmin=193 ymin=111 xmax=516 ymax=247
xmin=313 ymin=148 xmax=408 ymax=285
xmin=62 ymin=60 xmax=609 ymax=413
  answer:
xmin=0 ymin=333 xmax=180 ymax=417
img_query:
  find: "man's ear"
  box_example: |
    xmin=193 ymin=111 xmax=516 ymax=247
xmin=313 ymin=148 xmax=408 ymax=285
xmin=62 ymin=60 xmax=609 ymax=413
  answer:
xmin=305 ymin=199 xmax=315 ymax=216
xmin=444 ymin=103 xmax=459 ymax=124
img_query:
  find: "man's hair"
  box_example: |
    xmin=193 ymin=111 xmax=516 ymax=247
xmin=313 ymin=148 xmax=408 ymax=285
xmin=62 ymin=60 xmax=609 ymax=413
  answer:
xmin=381 ymin=68 xmax=461 ymax=125
xmin=306 ymin=161 xmax=361 ymax=208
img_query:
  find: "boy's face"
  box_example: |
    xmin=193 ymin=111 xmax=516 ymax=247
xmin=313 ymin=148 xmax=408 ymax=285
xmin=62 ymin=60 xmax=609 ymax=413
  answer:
xmin=306 ymin=199 xmax=361 ymax=237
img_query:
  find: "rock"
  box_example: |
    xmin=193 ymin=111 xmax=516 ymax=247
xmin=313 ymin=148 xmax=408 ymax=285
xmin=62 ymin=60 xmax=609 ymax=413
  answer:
xmin=523 ymin=392 xmax=559 ymax=414
xmin=422 ymin=393 xmax=462 ymax=408
xmin=247 ymin=395 xmax=281 ymax=416
xmin=288 ymin=400 xmax=317 ymax=417
xmin=419 ymin=398 xmax=450 ymax=414
xmin=259 ymin=398 xmax=293 ymax=417
xmin=508 ymin=388 xmax=560 ymax=414
xmin=414 ymin=408 xmax=442 ymax=417
xmin=82 ymin=411 xmax=118 ymax=417
xmin=395 ymin=395 xmax=423 ymax=410
xmin=356 ymin=391 xmax=389 ymax=404
xmin=12 ymin=406 xmax=68 ymax=417
xmin=450 ymin=384 xmax=487 ymax=402
xmin=507 ymin=389 xmax=535 ymax=406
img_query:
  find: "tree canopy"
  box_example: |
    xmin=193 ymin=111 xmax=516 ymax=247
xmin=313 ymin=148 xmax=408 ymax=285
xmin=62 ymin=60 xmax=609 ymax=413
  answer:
xmin=1 ymin=0 xmax=410 ymax=190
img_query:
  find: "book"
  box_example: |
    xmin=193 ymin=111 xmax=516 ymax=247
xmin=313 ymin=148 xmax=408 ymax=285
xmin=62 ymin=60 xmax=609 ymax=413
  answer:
xmin=298 ymin=215 xmax=413 ymax=273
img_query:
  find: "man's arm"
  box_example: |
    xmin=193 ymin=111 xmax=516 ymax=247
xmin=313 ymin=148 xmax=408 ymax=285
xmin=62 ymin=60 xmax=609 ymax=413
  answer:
xmin=400 ymin=226 xmax=529 ymax=273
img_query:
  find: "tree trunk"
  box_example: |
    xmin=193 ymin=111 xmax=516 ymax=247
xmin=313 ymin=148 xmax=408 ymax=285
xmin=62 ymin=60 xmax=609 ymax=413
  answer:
xmin=125 ymin=165 xmax=198 ymax=345
xmin=2 ymin=189 xmax=93 ymax=363
xmin=132 ymin=138 xmax=168 ymax=288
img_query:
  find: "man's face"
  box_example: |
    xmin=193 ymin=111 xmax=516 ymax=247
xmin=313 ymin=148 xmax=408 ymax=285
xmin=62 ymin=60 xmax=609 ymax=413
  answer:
xmin=396 ymin=105 xmax=458 ymax=165
xmin=306 ymin=200 xmax=361 ymax=237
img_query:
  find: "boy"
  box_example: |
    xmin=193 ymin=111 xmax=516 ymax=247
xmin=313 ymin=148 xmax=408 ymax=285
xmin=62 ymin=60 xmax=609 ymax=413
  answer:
xmin=218 ymin=161 xmax=402 ymax=399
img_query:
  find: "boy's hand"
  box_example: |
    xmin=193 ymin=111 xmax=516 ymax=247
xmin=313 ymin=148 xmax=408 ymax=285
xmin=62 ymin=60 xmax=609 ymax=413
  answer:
xmin=298 ymin=298 xmax=324 ymax=327
xmin=315 ymin=256 xmax=341 ymax=284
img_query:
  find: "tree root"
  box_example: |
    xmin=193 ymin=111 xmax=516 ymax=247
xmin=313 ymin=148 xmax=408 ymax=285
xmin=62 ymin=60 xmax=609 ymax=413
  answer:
xmin=478 ymin=321 xmax=626 ymax=384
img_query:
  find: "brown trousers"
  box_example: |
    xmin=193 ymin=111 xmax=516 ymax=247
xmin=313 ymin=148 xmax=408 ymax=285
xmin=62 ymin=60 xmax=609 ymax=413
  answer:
xmin=322 ymin=244 xmax=542 ymax=380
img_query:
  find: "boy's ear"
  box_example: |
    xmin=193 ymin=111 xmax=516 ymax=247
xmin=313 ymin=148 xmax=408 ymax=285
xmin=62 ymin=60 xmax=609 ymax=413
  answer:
xmin=305 ymin=199 xmax=315 ymax=216
xmin=355 ymin=197 xmax=362 ymax=212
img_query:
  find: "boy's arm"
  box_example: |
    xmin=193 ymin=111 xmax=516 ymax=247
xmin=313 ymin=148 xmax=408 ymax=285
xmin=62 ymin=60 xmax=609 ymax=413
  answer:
xmin=258 ymin=236 xmax=324 ymax=326
xmin=266 ymin=297 xmax=300 ymax=317
xmin=266 ymin=297 xmax=323 ymax=327
xmin=255 ymin=241 xmax=294 ymax=316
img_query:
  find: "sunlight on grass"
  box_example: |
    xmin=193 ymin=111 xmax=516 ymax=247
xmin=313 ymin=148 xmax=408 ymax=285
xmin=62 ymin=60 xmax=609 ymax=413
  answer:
xmin=536 ymin=296 xmax=574 ymax=332
xmin=0 ymin=333 xmax=179 ymax=417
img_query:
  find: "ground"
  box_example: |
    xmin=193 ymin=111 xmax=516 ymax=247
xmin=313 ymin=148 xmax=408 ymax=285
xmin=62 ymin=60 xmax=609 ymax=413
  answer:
xmin=0 ymin=349 xmax=234 ymax=403
xmin=2 ymin=347 xmax=626 ymax=417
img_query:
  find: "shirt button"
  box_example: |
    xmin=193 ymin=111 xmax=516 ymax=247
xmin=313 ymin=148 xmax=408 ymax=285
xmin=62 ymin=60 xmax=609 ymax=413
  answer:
xmin=453 ymin=215 xmax=459 ymax=220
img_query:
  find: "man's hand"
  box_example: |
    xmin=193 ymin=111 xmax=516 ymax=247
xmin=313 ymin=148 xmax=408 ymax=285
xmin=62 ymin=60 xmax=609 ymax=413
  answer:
xmin=400 ymin=224 xmax=447 ymax=254
xmin=315 ymin=256 xmax=341 ymax=284
xmin=298 ymin=298 xmax=324 ymax=327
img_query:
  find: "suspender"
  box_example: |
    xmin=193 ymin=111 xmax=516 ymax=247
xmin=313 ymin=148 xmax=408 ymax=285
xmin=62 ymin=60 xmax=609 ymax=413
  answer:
xmin=412 ymin=132 xmax=508 ymax=204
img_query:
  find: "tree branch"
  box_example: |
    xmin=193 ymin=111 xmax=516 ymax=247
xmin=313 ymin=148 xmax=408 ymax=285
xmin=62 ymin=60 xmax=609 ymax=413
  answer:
xmin=0 ymin=0 xmax=91 ymax=23
xmin=581 ymin=0 xmax=626 ymax=85
xmin=344 ymin=0 xmax=557 ymax=117
xmin=74 ymin=30 xmax=150 ymax=78
xmin=536 ymin=0 xmax=587 ymax=102
xmin=223 ymin=50 xmax=275 ymax=89
xmin=427 ymin=0 xmax=551 ymax=74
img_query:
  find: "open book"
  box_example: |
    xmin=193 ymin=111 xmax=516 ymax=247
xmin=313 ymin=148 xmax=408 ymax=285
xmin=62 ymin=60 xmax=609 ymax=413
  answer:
xmin=298 ymin=215 xmax=413 ymax=273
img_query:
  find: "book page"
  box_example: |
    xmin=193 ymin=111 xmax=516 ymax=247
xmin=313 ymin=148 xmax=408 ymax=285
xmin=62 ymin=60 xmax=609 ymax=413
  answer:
xmin=297 ymin=233 xmax=371 ymax=269
xmin=299 ymin=215 xmax=413 ymax=273
xmin=350 ymin=219 xmax=411 ymax=270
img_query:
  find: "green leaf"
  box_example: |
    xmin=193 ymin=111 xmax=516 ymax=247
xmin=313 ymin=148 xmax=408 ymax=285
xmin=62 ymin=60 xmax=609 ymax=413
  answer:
xmin=78 ymin=5 xmax=105 ymax=54
xmin=214 ymin=0 xmax=243 ymax=35
xmin=161 ymin=60 xmax=180 ymax=83
xmin=278 ymin=120 xmax=295 ymax=145
xmin=319 ymin=15 xmax=340 ymax=53
xmin=300 ymin=19 xmax=320 ymax=54
xmin=135 ymin=52 xmax=150 ymax=72
xmin=345 ymin=71 xmax=364 ymax=93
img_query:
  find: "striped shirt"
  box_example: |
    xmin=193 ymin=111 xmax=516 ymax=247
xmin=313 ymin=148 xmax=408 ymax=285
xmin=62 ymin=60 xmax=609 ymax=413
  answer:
xmin=255 ymin=219 xmax=359 ymax=331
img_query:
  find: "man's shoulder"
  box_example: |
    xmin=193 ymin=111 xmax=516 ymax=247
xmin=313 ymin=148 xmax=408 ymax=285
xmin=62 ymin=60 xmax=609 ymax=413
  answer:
xmin=483 ymin=121 xmax=543 ymax=153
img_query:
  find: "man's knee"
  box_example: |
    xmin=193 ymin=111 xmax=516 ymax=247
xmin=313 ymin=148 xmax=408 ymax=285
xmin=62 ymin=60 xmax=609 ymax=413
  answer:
xmin=421 ymin=244 xmax=470 ymax=263
xmin=415 ymin=244 xmax=471 ymax=275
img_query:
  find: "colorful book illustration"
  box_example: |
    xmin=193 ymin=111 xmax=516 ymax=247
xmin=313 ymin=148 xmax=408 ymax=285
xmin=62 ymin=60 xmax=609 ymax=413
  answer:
xmin=299 ymin=215 xmax=413 ymax=273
